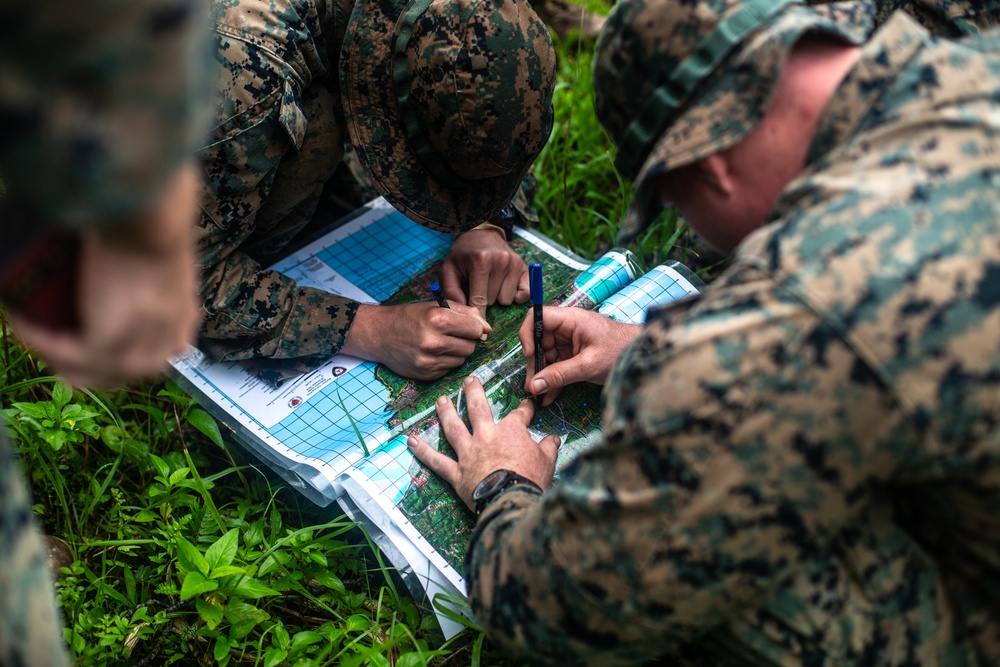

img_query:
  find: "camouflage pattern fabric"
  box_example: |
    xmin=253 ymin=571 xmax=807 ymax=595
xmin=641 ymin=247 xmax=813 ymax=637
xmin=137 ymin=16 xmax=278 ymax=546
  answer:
xmin=593 ymin=0 xmax=1000 ymax=244
xmin=466 ymin=13 xmax=1000 ymax=667
xmin=197 ymin=0 xmax=555 ymax=371
xmin=0 ymin=432 xmax=68 ymax=667
xmin=0 ymin=2 xmax=206 ymax=664
xmin=810 ymin=0 xmax=1000 ymax=36
xmin=342 ymin=0 xmax=555 ymax=231
xmin=0 ymin=0 xmax=207 ymax=247
xmin=196 ymin=0 xmax=360 ymax=369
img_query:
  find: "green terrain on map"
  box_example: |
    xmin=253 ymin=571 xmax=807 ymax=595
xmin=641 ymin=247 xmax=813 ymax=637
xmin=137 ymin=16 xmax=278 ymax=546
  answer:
xmin=369 ymin=237 xmax=607 ymax=572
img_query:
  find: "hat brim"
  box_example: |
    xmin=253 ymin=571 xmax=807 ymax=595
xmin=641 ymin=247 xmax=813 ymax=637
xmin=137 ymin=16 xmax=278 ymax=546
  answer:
xmin=617 ymin=1 xmax=872 ymax=245
xmin=341 ymin=0 xmax=537 ymax=234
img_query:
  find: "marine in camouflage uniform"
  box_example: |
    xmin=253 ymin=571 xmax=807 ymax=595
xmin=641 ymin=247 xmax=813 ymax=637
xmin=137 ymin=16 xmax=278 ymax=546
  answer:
xmin=459 ymin=1 xmax=1000 ymax=665
xmin=0 ymin=1 xmax=206 ymax=665
xmin=196 ymin=0 xmax=555 ymax=376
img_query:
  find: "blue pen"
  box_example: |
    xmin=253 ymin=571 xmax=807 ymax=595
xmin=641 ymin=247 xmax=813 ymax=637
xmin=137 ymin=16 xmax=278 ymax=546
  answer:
xmin=430 ymin=282 xmax=449 ymax=309
xmin=529 ymin=263 xmax=544 ymax=373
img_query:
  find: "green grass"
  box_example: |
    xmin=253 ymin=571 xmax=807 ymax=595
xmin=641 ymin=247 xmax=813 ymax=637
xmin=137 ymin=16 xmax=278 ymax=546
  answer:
xmin=2 ymin=9 xmax=725 ymax=666
xmin=530 ymin=20 xmax=726 ymax=277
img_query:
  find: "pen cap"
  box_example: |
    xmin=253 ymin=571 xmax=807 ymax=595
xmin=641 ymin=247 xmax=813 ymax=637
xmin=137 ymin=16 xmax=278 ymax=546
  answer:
xmin=529 ymin=263 xmax=544 ymax=304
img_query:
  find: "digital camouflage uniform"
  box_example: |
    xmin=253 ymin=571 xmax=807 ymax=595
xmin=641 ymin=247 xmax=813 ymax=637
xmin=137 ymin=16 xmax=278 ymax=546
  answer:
xmin=464 ymin=2 xmax=1000 ymax=665
xmin=810 ymin=0 xmax=999 ymax=35
xmin=0 ymin=2 xmax=206 ymax=665
xmin=196 ymin=0 xmax=554 ymax=375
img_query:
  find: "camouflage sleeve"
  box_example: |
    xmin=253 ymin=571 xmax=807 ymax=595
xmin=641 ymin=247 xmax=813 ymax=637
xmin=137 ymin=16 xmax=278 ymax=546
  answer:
xmin=192 ymin=1 xmax=360 ymax=371
xmin=466 ymin=267 xmax=917 ymax=666
xmin=0 ymin=431 xmax=69 ymax=667
xmin=0 ymin=0 xmax=207 ymax=228
xmin=808 ymin=0 xmax=999 ymax=35
xmin=198 ymin=248 xmax=360 ymax=367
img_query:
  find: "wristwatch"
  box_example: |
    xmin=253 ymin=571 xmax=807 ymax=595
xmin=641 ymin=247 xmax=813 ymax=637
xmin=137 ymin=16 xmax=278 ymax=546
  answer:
xmin=471 ymin=469 xmax=542 ymax=515
xmin=487 ymin=202 xmax=517 ymax=241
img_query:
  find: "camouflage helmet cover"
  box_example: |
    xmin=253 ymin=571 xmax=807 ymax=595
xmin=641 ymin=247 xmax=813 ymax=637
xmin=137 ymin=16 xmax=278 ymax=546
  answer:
xmin=341 ymin=0 xmax=557 ymax=233
xmin=593 ymin=0 xmax=874 ymax=243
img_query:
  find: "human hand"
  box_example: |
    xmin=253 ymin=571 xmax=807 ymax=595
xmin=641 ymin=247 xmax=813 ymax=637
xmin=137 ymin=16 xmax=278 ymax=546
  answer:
xmin=406 ymin=376 xmax=559 ymax=510
xmin=439 ymin=223 xmax=529 ymax=319
xmin=9 ymin=164 xmax=201 ymax=389
xmin=341 ymin=301 xmax=493 ymax=381
xmin=519 ymin=307 xmax=642 ymax=407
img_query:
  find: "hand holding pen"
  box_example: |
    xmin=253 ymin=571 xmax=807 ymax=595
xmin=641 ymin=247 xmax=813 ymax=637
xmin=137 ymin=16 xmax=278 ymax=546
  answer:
xmin=431 ymin=282 xmax=450 ymax=309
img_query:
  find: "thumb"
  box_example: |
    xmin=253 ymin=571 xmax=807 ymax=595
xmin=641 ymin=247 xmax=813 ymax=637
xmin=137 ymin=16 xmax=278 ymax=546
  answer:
xmin=528 ymin=357 xmax=590 ymax=398
xmin=538 ymin=434 xmax=561 ymax=467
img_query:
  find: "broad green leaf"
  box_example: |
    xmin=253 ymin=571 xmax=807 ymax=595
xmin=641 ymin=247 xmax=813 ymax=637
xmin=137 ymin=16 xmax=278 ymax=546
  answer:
xmin=213 ymin=636 xmax=230 ymax=662
xmin=244 ymin=519 xmax=264 ymax=548
xmin=196 ymin=597 xmax=224 ymax=630
xmin=180 ymin=571 xmax=219 ymax=599
xmin=12 ymin=401 xmax=49 ymax=420
xmin=168 ymin=467 xmax=191 ymax=486
xmin=149 ymin=454 xmax=170 ymax=480
xmin=43 ymin=429 xmax=70 ymax=451
xmin=258 ymin=551 xmax=291 ymax=577
xmin=311 ymin=570 xmax=345 ymax=594
xmin=205 ymin=528 xmax=239 ymax=571
xmin=132 ymin=509 xmax=157 ymax=523
xmin=289 ymin=630 xmax=324 ymax=653
xmin=224 ymin=600 xmax=269 ymax=640
xmin=188 ymin=408 xmax=224 ymax=448
xmin=100 ymin=425 xmax=123 ymax=449
xmin=78 ymin=420 xmax=101 ymax=437
xmin=234 ymin=577 xmax=279 ymax=599
xmin=60 ymin=404 xmax=99 ymax=424
xmin=176 ymin=537 xmax=209 ymax=576
xmin=209 ymin=565 xmax=246 ymax=579
xmin=397 ymin=652 xmax=448 ymax=667
xmin=264 ymin=648 xmax=288 ymax=667
xmin=272 ymin=620 xmax=290 ymax=650
xmin=345 ymin=614 xmax=371 ymax=633
xmin=51 ymin=381 xmax=72 ymax=409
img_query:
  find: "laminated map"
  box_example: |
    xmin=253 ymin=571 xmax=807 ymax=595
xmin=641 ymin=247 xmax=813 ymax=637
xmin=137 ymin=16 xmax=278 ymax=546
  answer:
xmin=169 ymin=198 xmax=701 ymax=635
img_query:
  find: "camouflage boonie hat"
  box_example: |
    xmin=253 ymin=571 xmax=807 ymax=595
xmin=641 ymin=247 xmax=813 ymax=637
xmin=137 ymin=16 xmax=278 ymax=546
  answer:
xmin=341 ymin=0 xmax=557 ymax=233
xmin=593 ymin=0 xmax=874 ymax=243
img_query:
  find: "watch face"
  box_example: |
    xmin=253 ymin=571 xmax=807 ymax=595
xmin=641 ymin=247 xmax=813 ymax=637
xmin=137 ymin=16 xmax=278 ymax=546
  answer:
xmin=472 ymin=469 xmax=509 ymax=502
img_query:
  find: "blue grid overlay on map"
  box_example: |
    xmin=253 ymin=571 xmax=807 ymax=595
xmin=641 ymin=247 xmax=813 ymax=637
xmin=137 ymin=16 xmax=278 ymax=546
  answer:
xmin=599 ymin=267 xmax=698 ymax=324
xmin=261 ymin=209 xmax=453 ymax=471
xmin=315 ymin=210 xmax=452 ymax=301
xmin=266 ymin=363 xmax=393 ymax=466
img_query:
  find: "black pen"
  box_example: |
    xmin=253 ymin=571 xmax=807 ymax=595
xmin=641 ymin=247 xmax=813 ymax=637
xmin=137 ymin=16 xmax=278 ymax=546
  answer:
xmin=529 ymin=263 xmax=544 ymax=373
xmin=430 ymin=282 xmax=450 ymax=309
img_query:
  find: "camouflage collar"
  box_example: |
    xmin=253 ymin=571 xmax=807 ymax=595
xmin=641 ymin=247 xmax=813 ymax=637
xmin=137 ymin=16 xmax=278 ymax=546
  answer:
xmin=803 ymin=12 xmax=929 ymax=169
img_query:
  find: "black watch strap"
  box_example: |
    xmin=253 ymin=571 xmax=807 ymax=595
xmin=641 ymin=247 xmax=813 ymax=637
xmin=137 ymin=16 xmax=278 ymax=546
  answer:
xmin=488 ymin=202 xmax=517 ymax=241
xmin=472 ymin=469 xmax=542 ymax=515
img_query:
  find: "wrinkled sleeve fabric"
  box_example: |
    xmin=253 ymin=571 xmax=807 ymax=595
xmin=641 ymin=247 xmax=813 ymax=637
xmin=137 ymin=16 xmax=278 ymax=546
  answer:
xmin=193 ymin=5 xmax=359 ymax=370
xmin=466 ymin=266 xmax=916 ymax=666
xmin=0 ymin=0 xmax=208 ymax=229
xmin=198 ymin=245 xmax=360 ymax=367
xmin=808 ymin=0 xmax=1000 ymax=35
